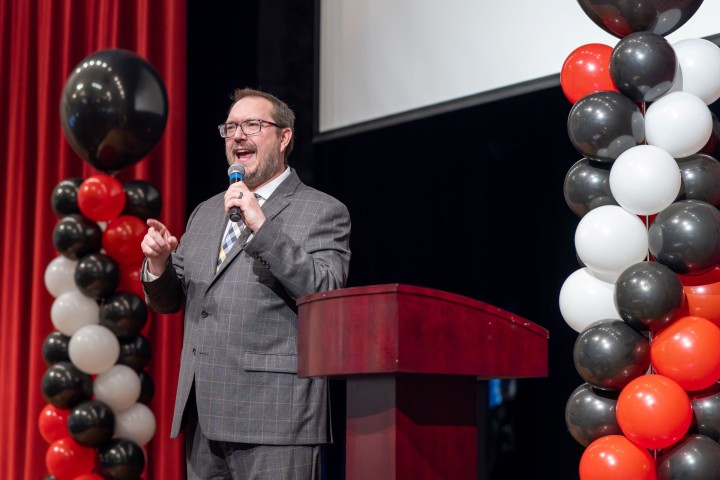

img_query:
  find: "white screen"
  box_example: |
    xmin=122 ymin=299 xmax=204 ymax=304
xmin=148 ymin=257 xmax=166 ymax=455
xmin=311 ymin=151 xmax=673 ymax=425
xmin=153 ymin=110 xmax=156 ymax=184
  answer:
xmin=319 ymin=0 xmax=720 ymax=134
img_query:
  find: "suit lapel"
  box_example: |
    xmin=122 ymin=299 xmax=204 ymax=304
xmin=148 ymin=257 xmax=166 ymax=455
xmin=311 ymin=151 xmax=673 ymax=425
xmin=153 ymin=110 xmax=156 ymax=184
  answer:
xmin=208 ymin=169 xmax=301 ymax=284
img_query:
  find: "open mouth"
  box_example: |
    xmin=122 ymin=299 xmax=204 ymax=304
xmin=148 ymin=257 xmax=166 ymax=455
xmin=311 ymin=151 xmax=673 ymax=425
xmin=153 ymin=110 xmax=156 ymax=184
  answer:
xmin=235 ymin=148 xmax=255 ymax=160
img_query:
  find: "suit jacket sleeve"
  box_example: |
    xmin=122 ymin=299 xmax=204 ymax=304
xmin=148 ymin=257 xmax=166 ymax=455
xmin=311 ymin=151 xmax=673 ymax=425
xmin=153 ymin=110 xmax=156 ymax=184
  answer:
xmin=141 ymin=203 xmax=201 ymax=313
xmin=244 ymin=194 xmax=351 ymax=300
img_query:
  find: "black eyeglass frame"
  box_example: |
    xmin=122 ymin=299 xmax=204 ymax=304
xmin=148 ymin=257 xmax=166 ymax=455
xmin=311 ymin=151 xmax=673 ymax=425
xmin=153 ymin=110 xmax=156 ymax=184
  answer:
xmin=218 ymin=119 xmax=280 ymax=138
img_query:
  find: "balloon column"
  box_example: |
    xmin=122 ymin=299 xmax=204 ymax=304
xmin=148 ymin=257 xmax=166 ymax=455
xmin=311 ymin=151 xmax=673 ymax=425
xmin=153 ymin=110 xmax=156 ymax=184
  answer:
xmin=41 ymin=49 xmax=167 ymax=480
xmin=560 ymin=1 xmax=720 ymax=478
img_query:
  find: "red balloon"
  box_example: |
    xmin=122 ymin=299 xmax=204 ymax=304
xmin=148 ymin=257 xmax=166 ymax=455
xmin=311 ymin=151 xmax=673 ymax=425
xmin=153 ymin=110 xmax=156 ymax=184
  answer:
xmin=616 ymin=374 xmax=692 ymax=449
xmin=118 ymin=262 xmax=145 ymax=299
xmin=102 ymin=215 xmax=148 ymax=265
xmin=678 ymin=266 xmax=720 ymax=287
xmin=73 ymin=475 xmax=104 ymax=480
xmin=579 ymin=435 xmax=655 ymax=480
xmin=77 ymin=174 xmax=126 ymax=222
xmin=38 ymin=403 xmax=69 ymax=443
xmin=651 ymin=316 xmax=720 ymax=391
xmin=561 ymin=43 xmax=618 ymax=104
xmin=45 ymin=437 xmax=95 ymax=480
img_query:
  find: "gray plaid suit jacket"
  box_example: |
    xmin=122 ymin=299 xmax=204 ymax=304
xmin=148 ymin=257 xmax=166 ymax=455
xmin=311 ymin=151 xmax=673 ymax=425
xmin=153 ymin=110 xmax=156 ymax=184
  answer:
xmin=143 ymin=169 xmax=351 ymax=444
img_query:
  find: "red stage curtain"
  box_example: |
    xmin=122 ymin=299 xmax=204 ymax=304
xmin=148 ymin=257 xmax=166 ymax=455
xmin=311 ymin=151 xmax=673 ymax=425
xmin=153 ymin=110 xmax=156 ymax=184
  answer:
xmin=0 ymin=1 xmax=186 ymax=478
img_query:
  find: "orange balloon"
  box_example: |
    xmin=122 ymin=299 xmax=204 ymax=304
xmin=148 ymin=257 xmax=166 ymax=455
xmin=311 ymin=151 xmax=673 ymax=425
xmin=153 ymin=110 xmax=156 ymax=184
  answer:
xmin=579 ymin=435 xmax=655 ymax=480
xmin=651 ymin=316 xmax=720 ymax=391
xmin=616 ymin=374 xmax=691 ymax=449
xmin=561 ymin=43 xmax=618 ymax=104
xmin=685 ymin=285 xmax=720 ymax=327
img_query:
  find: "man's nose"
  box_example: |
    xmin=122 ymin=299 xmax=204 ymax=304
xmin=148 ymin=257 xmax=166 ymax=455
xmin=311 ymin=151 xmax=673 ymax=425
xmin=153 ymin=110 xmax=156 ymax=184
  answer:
xmin=233 ymin=126 xmax=248 ymax=140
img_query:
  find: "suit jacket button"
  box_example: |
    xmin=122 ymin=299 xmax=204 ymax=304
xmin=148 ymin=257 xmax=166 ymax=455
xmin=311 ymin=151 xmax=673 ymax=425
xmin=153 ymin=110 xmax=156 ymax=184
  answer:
xmin=192 ymin=348 xmax=197 ymax=355
xmin=201 ymin=311 xmax=208 ymax=318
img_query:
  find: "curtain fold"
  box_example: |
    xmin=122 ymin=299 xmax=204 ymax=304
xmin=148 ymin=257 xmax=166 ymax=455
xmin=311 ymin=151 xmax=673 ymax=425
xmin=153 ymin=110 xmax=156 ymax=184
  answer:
xmin=0 ymin=1 xmax=186 ymax=478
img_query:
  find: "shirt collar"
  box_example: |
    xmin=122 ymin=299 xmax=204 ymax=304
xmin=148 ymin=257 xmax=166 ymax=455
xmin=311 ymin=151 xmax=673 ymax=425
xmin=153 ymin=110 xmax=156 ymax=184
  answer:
xmin=253 ymin=166 xmax=290 ymax=202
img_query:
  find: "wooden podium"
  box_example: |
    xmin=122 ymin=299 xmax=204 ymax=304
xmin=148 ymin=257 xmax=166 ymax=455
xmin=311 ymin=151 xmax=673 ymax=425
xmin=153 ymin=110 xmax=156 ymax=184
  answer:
xmin=297 ymin=284 xmax=549 ymax=480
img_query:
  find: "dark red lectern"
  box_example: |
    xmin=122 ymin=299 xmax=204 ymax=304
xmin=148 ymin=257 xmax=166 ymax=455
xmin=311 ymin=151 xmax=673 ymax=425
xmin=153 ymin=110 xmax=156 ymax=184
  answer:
xmin=297 ymin=284 xmax=549 ymax=480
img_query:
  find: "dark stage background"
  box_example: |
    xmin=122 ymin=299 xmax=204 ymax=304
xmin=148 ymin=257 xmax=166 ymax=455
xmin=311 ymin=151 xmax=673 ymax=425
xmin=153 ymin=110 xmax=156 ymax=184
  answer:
xmin=187 ymin=1 xmax=595 ymax=478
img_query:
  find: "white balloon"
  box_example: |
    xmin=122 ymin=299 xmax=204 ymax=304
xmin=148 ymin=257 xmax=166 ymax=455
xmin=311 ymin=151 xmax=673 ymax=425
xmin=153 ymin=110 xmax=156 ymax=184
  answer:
xmin=609 ymin=145 xmax=681 ymax=215
xmin=44 ymin=256 xmax=79 ymax=297
xmin=50 ymin=291 xmax=99 ymax=336
xmin=69 ymin=324 xmax=120 ymax=374
xmin=645 ymin=91 xmax=712 ymax=158
xmin=559 ymin=267 xmax=621 ymax=333
xmin=673 ymin=38 xmax=720 ymax=105
xmin=94 ymin=364 xmax=141 ymax=413
xmin=575 ymin=205 xmax=649 ymax=281
xmin=113 ymin=402 xmax=156 ymax=446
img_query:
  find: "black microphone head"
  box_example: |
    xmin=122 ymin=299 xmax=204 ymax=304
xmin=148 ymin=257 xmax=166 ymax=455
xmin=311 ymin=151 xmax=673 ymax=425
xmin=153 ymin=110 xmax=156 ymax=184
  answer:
xmin=228 ymin=164 xmax=245 ymax=183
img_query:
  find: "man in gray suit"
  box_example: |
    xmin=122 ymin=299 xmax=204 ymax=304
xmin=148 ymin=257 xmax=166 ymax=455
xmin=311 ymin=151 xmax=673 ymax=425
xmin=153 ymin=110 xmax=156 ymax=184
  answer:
xmin=140 ymin=87 xmax=351 ymax=479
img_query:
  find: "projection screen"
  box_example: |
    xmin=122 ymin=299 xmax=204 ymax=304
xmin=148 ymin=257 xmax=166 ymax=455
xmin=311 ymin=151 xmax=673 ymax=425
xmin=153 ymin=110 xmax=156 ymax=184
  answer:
xmin=318 ymin=0 xmax=720 ymax=138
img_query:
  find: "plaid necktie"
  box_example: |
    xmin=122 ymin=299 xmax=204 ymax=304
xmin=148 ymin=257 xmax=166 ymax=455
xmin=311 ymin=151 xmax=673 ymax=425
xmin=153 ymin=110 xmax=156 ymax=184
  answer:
xmin=217 ymin=220 xmax=243 ymax=270
xmin=216 ymin=193 xmax=263 ymax=271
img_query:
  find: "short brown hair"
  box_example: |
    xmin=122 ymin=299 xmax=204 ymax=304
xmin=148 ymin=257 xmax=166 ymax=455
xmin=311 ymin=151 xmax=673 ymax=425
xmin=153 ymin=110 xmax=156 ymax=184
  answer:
xmin=231 ymin=87 xmax=295 ymax=159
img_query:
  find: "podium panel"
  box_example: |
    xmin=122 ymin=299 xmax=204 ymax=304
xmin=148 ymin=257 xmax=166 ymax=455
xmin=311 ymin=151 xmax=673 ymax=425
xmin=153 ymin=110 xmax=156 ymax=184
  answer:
xmin=297 ymin=284 xmax=549 ymax=479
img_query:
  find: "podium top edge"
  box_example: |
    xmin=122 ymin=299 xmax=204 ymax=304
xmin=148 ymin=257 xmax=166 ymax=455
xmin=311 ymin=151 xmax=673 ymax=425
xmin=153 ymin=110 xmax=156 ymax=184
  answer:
xmin=297 ymin=283 xmax=549 ymax=338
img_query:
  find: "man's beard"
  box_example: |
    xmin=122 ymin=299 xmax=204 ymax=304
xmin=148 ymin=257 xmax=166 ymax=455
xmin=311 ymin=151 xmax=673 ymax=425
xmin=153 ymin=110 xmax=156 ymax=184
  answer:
xmin=237 ymin=151 xmax=282 ymax=190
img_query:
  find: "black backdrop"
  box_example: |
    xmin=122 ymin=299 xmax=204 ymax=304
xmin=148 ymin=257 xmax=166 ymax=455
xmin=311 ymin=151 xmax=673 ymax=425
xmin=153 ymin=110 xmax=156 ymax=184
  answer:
xmin=187 ymin=1 xmax=610 ymax=478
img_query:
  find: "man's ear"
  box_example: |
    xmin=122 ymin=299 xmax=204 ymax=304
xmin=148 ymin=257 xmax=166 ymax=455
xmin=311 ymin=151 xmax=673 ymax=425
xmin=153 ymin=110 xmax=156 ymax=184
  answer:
xmin=279 ymin=128 xmax=292 ymax=153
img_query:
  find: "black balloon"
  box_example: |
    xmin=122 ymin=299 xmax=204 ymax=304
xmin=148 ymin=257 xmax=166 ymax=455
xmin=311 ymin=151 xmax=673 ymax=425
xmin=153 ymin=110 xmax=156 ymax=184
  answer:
xmin=97 ymin=438 xmax=146 ymax=480
xmin=656 ymin=435 xmax=720 ymax=480
xmin=74 ymin=252 xmax=120 ymax=299
xmin=138 ymin=371 xmax=155 ymax=405
xmin=564 ymin=158 xmax=618 ymax=217
xmin=610 ymin=32 xmax=677 ymax=101
xmin=100 ymin=291 xmax=148 ymax=339
xmin=691 ymin=383 xmax=720 ymax=442
xmin=67 ymin=399 xmax=115 ymax=447
xmin=50 ymin=178 xmax=83 ymax=217
xmin=573 ymin=320 xmax=650 ymax=389
xmin=565 ymin=383 xmax=621 ymax=447
xmin=122 ymin=180 xmax=162 ymax=220
xmin=41 ymin=361 xmax=93 ymax=409
xmin=118 ymin=334 xmax=152 ymax=372
xmin=567 ymin=91 xmax=644 ymax=163
xmin=700 ymin=113 xmax=720 ymax=161
xmin=676 ymin=154 xmax=720 ymax=207
xmin=42 ymin=331 xmax=71 ymax=366
xmin=648 ymin=200 xmax=720 ymax=275
xmin=60 ymin=49 xmax=168 ymax=174
xmin=614 ymin=261 xmax=685 ymax=331
xmin=576 ymin=0 xmax=704 ymax=38
xmin=52 ymin=214 xmax=102 ymax=260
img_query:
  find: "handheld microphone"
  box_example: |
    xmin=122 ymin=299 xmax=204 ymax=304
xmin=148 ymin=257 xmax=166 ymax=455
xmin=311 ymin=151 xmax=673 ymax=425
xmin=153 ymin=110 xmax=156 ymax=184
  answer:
xmin=228 ymin=164 xmax=245 ymax=222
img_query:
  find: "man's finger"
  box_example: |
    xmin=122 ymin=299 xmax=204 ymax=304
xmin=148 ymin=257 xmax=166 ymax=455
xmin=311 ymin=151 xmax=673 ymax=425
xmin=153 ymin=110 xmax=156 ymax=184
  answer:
xmin=146 ymin=218 xmax=166 ymax=233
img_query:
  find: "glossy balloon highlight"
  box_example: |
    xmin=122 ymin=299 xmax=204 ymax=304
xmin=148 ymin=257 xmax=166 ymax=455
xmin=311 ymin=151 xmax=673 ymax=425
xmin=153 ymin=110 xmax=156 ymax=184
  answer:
xmin=610 ymin=32 xmax=677 ymax=101
xmin=616 ymin=374 xmax=692 ymax=449
xmin=648 ymin=200 xmax=720 ymax=275
xmin=567 ymin=91 xmax=644 ymax=163
xmin=573 ymin=320 xmax=649 ymax=390
xmin=60 ymin=49 xmax=168 ymax=173
xmin=576 ymin=0 xmax=704 ymax=38
xmin=563 ymin=158 xmax=617 ymax=217
xmin=614 ymin=261 xmax=685 ymax=331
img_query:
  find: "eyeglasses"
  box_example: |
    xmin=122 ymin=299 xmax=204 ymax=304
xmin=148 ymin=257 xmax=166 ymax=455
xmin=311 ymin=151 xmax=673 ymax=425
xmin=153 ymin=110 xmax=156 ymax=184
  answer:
xmin=218 ymin=119 xmax=280 ymax=138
